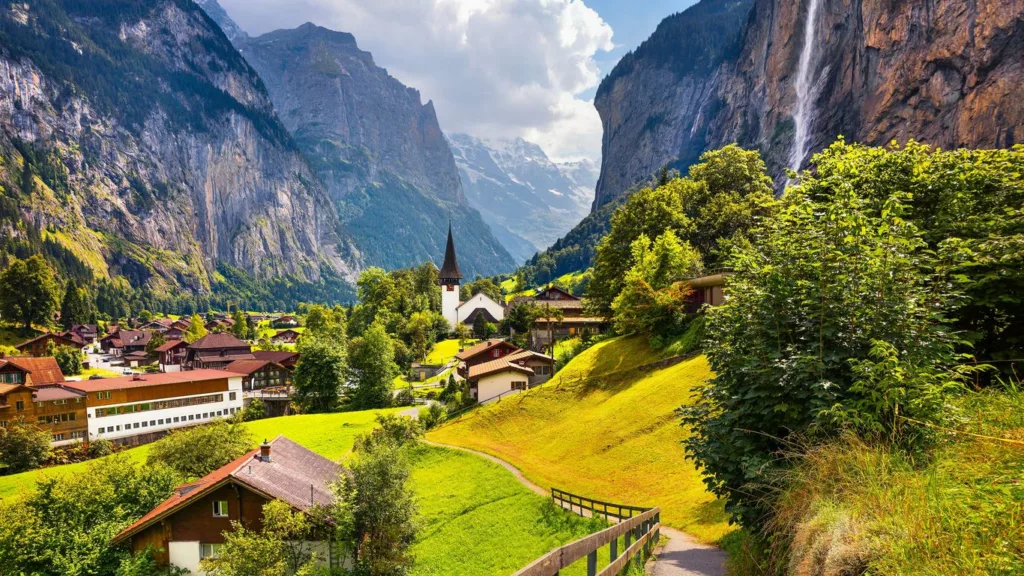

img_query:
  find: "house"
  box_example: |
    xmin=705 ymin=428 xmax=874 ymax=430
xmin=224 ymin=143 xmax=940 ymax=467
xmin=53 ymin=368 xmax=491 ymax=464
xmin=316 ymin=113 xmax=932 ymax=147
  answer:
xmin=223 ymin=359 xmax=291 ymax=393
xmin=684 ymin=270 xmax=731 ymax=312
xmin=456 ymin=292 xmax=505 ymax=326
xmin=123 ymin=351 xmax=156 ymax=368
xmin=140 ymin=318 xmax=175 ymax=333
xmin=101 ymin=330 xmax=153 ymax=357
xmin=272 ymin=315 xmax=299 ymax=328
xmin=155 ymin=340 xmax=189 ymax=373
xmin=183 ymin=334 xmax=254 ymax=370
xmin=68 ymin=324 xmax=99 ymax=344
xmin=0 ymin=357 xmax=87 ymax=445
xmin=465 ymin=349 xmax=555 ymax=403
xmin=271 ymin=329 xmax=301 ymax=344
xmin=454 ymin=339 xmax=521 ymax=377
xmin=65 ymin=369 xmax=244 ymax=445
xmin=14 ymin=332 xmax=82 ymax=357
xmin=252 ymin=350 xmax=300 ymax=370
xmin=111 ymin=436 xmax=345 ymax=574
xmin=524 ymin=286 xmax=607 ymax=349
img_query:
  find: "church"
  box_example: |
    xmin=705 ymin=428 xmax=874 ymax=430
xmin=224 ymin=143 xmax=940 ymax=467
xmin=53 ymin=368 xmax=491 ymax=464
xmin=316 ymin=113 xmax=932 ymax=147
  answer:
xmin=439 ymin=224 xmax=505 ymax=330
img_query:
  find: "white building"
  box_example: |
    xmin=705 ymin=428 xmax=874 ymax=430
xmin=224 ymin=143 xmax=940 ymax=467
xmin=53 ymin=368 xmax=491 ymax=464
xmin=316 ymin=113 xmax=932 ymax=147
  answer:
xmin=455 ymin=292 xmax=506 ymax=325
xmin=439 ymin=223 xmax=464 ymax=329
xmin=66 ymin=369 xmax=244 ymax=443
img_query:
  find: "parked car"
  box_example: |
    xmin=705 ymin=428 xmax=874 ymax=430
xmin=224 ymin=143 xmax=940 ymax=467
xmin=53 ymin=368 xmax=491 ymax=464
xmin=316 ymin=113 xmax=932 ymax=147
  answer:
xmin=121 ymin=368 xmax=134 ymax=375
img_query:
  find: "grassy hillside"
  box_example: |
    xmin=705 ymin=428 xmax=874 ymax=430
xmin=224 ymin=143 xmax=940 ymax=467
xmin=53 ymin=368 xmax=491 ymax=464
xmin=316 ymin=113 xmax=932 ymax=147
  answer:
xmin=428 ymin=336 xmax=733 ymax=543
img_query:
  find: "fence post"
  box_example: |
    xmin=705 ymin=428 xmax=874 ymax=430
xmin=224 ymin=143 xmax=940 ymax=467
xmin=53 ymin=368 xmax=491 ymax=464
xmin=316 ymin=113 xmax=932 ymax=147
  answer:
xmin=587 ymin=550 xmax=597 ymax=576
xmin=610 ymin=535 xmax=618 ymax=563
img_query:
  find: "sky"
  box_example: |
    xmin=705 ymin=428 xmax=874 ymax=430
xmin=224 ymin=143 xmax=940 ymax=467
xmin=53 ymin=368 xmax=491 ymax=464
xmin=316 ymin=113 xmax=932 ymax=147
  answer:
xmin=216 ymin=0 xmax=698 ymax=163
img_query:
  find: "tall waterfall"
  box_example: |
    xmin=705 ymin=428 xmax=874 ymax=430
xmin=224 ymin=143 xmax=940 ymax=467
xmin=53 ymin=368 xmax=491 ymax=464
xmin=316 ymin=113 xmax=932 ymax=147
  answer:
xmin=789 ymin=0 xmax=822 ymax=173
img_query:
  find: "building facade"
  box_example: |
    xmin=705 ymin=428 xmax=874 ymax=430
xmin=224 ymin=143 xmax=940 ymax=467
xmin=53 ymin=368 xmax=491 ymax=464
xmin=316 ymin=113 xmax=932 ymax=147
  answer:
xmin=438 ymin=223 xmax=463 ymax=329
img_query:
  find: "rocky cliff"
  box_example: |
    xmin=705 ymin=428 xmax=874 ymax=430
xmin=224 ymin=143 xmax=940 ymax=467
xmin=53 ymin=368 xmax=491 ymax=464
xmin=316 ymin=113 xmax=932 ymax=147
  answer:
xmin=448 ymin=134 xmax=595 ymax=263
xmin=594 ymin=0 xmax=1024 ymax=206
xmin=0 ymin=0 xmax=352 ymax=297
xmin=234 ymin=23 xmax=515 ymax=278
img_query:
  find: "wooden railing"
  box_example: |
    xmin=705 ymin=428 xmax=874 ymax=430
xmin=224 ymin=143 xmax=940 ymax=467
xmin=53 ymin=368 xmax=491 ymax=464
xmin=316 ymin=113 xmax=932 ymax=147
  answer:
xmin=551 ymin=488 xmax=649 ymax=522
xmin=514 ymin=506 xmax=661 ymax=576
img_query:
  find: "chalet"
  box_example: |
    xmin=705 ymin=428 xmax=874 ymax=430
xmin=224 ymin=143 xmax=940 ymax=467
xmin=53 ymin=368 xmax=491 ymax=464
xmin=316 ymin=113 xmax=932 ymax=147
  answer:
xmin=0 ymin=357 xmax=87 ymax=444
xmin=272 ymin=315 xmax=299 ymax=328
xmin=14 ymin=332 xmax=82 ymax=357
xmin=68 ymin=324 xmax=99 ymax=344
xmin=223 ymin=359 xmax=291 ymax=393
xmin=271 ymin=329 xmax=301 ymax=344
xmin=155 ymin=340 xmax=189 ymax=373
xmin=465 ymin=349 xmax=555 ymax=403
xmin=124 ymin=350 xmax=156 ymax=368
xmin=454 ymin=339 xmax=520 ymax=377
xmin=525 ymin=286 xmax=607 ymax=349
xmin=183 ymin=334 xmax=254 ymax=370
xmin=101 ymin=330 xmax=153 ymax=357
xmin=140 ymin=318 xmax=175 ymax=333
xmin=65 ymin=369 xmax=244 ymax=445
xmin=252 ymin=350 xmax=300 ymax=370
xmin=111 ymin=436 xmax=345 ymax=574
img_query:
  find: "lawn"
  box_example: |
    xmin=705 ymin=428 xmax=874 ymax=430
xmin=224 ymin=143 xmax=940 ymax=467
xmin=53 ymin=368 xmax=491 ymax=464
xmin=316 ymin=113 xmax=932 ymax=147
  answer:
xmin=423 ymin=338 xmax=464 ymax=365
xmin=428 ymin=336 xmax=733 ymax=543
xmin=0 ymin=323 xmax=41 ymax=348
xmin=77 ymin=366 xmax=121 ymax=379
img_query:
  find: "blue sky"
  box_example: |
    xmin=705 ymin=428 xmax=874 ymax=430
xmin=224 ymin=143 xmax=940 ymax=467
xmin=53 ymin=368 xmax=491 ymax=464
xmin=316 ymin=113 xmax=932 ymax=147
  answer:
xmin=219 ymin=0 xmax=698 ymax=162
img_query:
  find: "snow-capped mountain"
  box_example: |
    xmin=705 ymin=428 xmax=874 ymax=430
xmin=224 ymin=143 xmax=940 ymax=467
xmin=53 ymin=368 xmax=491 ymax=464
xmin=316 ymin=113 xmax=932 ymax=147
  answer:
xmin=448 ymin=134 xmax=597 ymax=263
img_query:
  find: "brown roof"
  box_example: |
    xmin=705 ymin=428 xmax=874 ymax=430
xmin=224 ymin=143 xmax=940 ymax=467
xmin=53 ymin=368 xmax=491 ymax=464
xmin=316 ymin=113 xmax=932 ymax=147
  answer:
xmin=14 ymin=332 xmax=79 ymax=350
xmin=188 ymin=333 xmax=251 ymax=350
xmin=536 ymin=316 xmax=607 ymax=324
xmin=31 ymin=385 xmax=85 ymax=401
xmin=110 ymin=330 xmax=152 ymax=347
xmin=3 ymin=357 xmax=65 ymax=385
xmin=154 ymin=339 xmax=187 ymax=353
xmin=439 ymin=222 xmax=463 ymax=280
xmin=468 ymin=358 xmax=535 ymax=380
xmin=196 ymin=353 xmax=256 ymax=363
xmin=253 ymin=351 xmax=300 ymax=364
xmin=455 ymin=339 xmax=517 ymax=361
xmin=462 ymin=308 xmax=501 ymax=325
xmin=535 ymin=286 xmax=580 ymax=301
xmin=64 ymin=369 xmax=237 ymax=393
xmin=505 ymin=350 xmax=555 ymax=364
xmin=0 ymin=383 xmax=28 ymax=396
xmin=112 ymin=436 xmax=344 ymax=544
xmin=223 ymin=359 xmax=284 ymax=376
xmin=531 ymin=299 xmax=585 ymax=310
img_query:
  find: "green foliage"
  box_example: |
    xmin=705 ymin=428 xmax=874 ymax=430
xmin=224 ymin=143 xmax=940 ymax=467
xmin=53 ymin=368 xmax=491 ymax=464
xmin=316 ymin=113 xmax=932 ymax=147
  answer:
xmin=471 ymin=314 xmax=496 ymax=340
xmin=0 ymin=255 xmax=59 ymax=329
xmin=681 ymin=173 xmax=966 ymax=526
xmin=459 ymin=277 xmax=502 ymax=303
xmin=146 ymin=419 xmax=255 ymax=479
xmin=348 ymin=322 xmax=398 ymax=410
xmin=355 ymin=414 xmax=423 ymax=452
xmin=116 ymin=548 xmax=189 ymax=576
xmin=183 ymin=313 xmax=208 ymax=343
xmin=0 ymin=421 xmax=51 ymax=473
xmin=145 ymin=332 xmax=166 ymax=355
xmin=501 ymin=301 xmax=541 ymax=347
xmin=241 ymin=397 xmax=267 ymax=422
xmin=418 ymin=403 xmax=447 ymax=430
xmin=200 ymin=500 xmax=325 ymax=576
xmin=59 ymin=281 xmax=94 ymax=329
xmin=0 ymin=455 xmax=181 ymax=576
xmin=294 ymin=336 xmax=348 ymax=413
xmin=304 ymin=304 xmax=348 ymax=341
xmin=47 ymin=341 xmax=83 ymax=376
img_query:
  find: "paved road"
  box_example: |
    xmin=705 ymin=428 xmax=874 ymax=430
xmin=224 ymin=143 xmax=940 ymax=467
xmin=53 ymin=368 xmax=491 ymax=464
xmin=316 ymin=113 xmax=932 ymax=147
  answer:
xmin=419 ymin=438 xmax=725 ymax=576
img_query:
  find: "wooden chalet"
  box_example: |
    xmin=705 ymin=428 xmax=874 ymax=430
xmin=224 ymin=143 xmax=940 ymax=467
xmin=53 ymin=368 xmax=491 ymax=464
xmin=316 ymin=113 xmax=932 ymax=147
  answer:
xmin=223 ymin=359 xmax=291 ymax=392
xmin=524 ymin=286 xmax=607 ymax=349
xmin=15 ymin=332 xmax=82 ymax=357
xmin=252 ymin=350 xmax=300 ymax=370
xmin=272 ymin=315 xmax=299 ymax=328
xmin=271 ymin=329 xmax=301 ymax=344
xmin=68 ymin=324 xmax=99 ymax=344
xmin=101 ymin=330 xmax=153 ymax=356
xmin=454 ymin=339 xmax=520 ymax=376
xmin=464 ymin=348 xmax=554 ymax=403
xmin=0 ymin=357 xmax=87 ymax=444
xmin=111 ymin=436 xmax=345 ymax=573
xmin=155 ymin=340 xmax=189 ymax=372
xmin=183 ymin=333 xmax=254 ymax=370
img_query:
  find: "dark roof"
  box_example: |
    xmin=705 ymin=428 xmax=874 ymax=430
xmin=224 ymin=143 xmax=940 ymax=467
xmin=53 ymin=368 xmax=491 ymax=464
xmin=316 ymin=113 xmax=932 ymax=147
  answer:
xmin=154 ymin=339 xmax=187 ymax=352
xmin=455 ymin=339 xmax=518 ymax=361
xmin=2 ymin=357 xmax=65 ymax=385
xmin=462 ymin=308 xmax=500 ymax=325
xmin=505 ymin=349 xmax=555 ymax=364
xmin=112 ymin=436 xmax=344 ymax=544
xmin=110 ymin=330 xmax=152 ymax=347
xmin=438 ymin=222 xmax=463 ymax=280
xmin=535 ymin=286 xmax=580 ymax=301
xmin=188 ymin=333 xmax=251 ymax=350
xmin=468 ymin=358 xmax=534 ymax=380
xmin=196 ymin=353 xmax=256 ymax=363
xmin=14 ymin=332 xmax=79 ymax=350
xmin=223 ymin=359 xmax=285 ymax=376
xmin=253 ymin=350 xmax=300 ymax=364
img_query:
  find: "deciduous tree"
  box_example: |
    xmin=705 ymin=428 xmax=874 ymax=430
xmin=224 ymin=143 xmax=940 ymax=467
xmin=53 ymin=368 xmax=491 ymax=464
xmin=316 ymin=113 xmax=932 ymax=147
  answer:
xmin=348 ymin=322 xmax=397 ymax=410
xmin=0 ymin=255 xmax=58 ymax=330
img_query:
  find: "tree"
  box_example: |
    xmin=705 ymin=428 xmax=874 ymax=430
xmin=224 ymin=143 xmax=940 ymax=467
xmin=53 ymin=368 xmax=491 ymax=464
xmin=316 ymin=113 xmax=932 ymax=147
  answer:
xmin=403 ymin=312 xmax=435 ymax=361
xmin=199 ymin=500 xmax=323 ymax=576
xmin=47 ymin=341 xmax=83 ymax=376
xmin=502 ymin=301 xmax=540 ymax=345
xmin=455 ymin=323 xmax=473 ymax=349
xmin=348 ymin=322 xmax=398 ymax=410
xmin=230 ymin=309 xmax=248 ymax=340
xmin=460 ymin=277 xmax=503 ymax=303
xmin=146 ymin=419 xmax=254 ymax=478
xmin=145 ymin=331 xmax=166 ymax=355
xmin=0 ymin=421 xmax=51 ymax=473
xmin=294 ymin=336 xmax=347 ymax=413
xmin=680 ymin=178 xmax=967 ymax=527
xmin=0 ymin=255 xmax=59 ymax=330
xmin=472 ymin=313 xmax=495 ymax=340
xmin=59 ymin=282 xmax=92 ymax=330
xmin=304 ymin=304 xmax=347 ymax=341
xmin=138 ymin=309 xmax=154 ymax=323
xmin=241 ymin=397 xmax=266 ymax=422
xmin=183 ymin=313 xmax=207 ymax=343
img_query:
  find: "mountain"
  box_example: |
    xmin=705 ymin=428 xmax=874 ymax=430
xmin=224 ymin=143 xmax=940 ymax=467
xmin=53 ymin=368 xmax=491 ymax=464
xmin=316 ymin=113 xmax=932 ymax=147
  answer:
xmin=194 ymin=0 xmax=246 ymax=42
xmin=0 ymin=0 xmax=353 ymax=304
xmin=533 ymin=0 xmax=1024 ymax=281
xmin=219 ymin=18 xmax=515 ymax=278
xmin=447 ymin=134 xmax=595 ymax=263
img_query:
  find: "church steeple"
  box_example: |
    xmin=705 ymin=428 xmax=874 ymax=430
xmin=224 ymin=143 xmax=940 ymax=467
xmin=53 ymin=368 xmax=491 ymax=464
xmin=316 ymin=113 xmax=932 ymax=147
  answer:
xmin=438 ymin=222 xmax=462 ymax=284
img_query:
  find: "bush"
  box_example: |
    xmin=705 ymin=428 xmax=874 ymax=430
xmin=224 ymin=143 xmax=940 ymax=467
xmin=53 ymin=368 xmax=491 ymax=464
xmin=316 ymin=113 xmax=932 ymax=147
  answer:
xmin=393 ymin=387 xmax=414 ymax=407
xmin=89 ymin=438 xmax=115 ymax=458
xmin=418 ymin=403 xmax=447 ymax=430
xmin=146 ymin=419 xmax=254 ymax=478
xmin=241 ymin=398 xmax=266 ymax=422
xmin=0 ymin=421 xmax=51 ymax=473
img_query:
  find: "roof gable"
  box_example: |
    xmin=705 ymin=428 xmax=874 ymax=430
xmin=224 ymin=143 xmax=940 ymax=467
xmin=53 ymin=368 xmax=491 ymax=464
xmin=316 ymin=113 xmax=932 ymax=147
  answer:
xmin=188 ymin=333 xmax=251 ymax=350
xmin=2 ymin=357 xmax=65 ymax=385
xmin=454 ymin=339 xmax=518 ymax=361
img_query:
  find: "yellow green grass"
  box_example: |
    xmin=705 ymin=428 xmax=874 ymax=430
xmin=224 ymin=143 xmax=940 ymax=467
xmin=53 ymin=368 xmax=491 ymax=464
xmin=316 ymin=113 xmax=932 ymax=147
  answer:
xmin=423 ymin=338 xmax=463 ymax=365
xmin=428 ymin=336 xmax=732 ymax=543
xmin=78 ymin=366 xmax=121 ymax=379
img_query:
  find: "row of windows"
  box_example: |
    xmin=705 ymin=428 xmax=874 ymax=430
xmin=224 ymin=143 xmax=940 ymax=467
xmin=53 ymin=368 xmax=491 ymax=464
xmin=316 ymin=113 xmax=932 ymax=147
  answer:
xmin=94 ymin=393 xmax=233 ymax=418
xmin=37 ymin=397 xmax=83 ymax=408
xmin=37 ymin=412 xmax=78 ymax=425
xmin=0 ymin=373 xmax=24 ymax=384
xmin=52 ymin=431 xmax=85 ymax=441
xmin=96 ymin=407 xmax=240 ymax=435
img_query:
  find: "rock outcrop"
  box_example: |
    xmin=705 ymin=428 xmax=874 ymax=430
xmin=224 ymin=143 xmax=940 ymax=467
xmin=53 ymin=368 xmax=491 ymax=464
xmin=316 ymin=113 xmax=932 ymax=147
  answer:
xmin=0 ymin=0 xmax=352 ymax=293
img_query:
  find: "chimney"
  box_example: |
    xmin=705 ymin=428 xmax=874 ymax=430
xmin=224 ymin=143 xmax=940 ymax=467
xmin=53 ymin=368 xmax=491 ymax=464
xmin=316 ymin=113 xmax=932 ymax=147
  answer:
xmin=259 ymin=439 xmax=272 ymax=462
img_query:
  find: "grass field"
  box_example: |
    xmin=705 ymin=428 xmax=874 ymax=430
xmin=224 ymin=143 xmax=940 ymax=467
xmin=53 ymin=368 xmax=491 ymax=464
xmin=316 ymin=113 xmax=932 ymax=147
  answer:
xmin=423 ymin=338 xmax=464 ymax=365
xmin=77 ymin=366 xmax=121 ymax=379
xmin=428 ymin=336 xmax=733 ymax=543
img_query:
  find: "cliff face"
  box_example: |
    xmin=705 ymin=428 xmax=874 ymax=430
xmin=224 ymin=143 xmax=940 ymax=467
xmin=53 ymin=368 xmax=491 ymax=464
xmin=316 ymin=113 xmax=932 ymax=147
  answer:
xmin=594 ymin=0 xmax=1024 ymax=205
xmin=235 ymin=24 xmax=516 ymax=278
xmin=0 ymin=0 xmax=352 ymax=292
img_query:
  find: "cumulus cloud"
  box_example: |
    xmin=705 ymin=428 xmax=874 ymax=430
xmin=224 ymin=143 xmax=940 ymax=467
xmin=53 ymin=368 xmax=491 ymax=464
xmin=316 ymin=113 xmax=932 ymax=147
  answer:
xmin=218 ymin=0 xmax=613 ymax=162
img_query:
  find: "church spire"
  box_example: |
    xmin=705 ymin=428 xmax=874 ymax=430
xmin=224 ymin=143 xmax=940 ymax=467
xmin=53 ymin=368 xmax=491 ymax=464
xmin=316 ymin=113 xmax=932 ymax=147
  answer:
xmin=439 ymin=222 xmax=462 ymax=283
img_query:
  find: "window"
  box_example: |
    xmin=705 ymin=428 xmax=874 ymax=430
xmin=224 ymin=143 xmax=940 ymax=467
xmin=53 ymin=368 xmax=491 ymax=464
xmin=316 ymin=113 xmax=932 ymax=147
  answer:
xmin=158 ymin=419 xmax=164 ymax=425
xmin=150 ymin=420 xmax=156 ymax=426
xmin=36 ymin=402 xmax=44 ymax=408
xmin=15 ymin=401 xmax=23 ymax=411
xmin=512 ymin=381 xmax=527 ymax=391
xmin=53 ymin=399 xmax=67 ymax=405
xmin=52 ymin=434 xmax=64 ymax=441
xmin=133 ymin=423 xmax=140 ymax=429
xmin=70 ymin=431 xmax=84 ymax=439
xmin=142 ymin=421 xmax=148 ymax=427
xmin=212 ymin=501 xmax=229 ymax=517
xmin=96 ymin=391 xmax=111 ymax=400
xmin=188 ymin=415 xmax=194 ymax=421
xmin=173 ymin=416 xmax=180 ymax=423
xmin=229 ymin=392 xmax=236 ymax=401
xmin=98 ymin=427 xmax=105 ymax=434
xmin=199 ymin=543 xmax=223 ymax=559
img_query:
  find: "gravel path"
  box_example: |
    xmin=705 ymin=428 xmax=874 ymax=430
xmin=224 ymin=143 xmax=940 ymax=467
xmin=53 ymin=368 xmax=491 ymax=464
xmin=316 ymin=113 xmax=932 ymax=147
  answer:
xmin=419 ymin=438 xmax=725 ymax=576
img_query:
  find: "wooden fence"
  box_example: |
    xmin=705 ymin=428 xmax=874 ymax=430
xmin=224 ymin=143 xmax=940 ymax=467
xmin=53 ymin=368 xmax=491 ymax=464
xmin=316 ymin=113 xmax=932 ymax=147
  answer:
xmin=551 ymin=488 xmax=649 ymax=522
xmin=514 ymin=506 xmax=661 ymax=576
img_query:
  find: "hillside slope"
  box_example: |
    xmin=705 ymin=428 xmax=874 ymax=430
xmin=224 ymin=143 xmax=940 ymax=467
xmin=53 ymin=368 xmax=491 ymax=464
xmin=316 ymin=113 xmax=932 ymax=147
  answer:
xmin=428 ymin=336 xmax=732 ymax=543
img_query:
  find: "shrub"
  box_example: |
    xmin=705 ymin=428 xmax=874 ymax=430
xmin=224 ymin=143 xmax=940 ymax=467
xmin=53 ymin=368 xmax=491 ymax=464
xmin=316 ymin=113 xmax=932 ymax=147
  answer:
xmin=0 ymin=421 xmax=51 ymax=473
xmin=146 ymin=419 xmax=254 ymax=478
xmin=418 ymin=403 xmax=447 ymax=430
xmin=393 ymin=387 xmax=414 ymax=407
xmin=241 ymin=398 xmax=266 ymax=422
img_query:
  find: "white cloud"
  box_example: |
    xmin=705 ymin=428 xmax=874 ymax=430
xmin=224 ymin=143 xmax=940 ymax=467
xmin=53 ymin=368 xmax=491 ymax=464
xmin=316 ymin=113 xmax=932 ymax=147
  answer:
xmin=218 ymin=0 xmax=613 ymax=162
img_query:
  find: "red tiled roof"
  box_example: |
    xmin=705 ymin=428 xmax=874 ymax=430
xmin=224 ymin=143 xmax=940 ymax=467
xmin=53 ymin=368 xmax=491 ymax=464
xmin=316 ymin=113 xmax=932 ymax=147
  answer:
xmin=63 ymin=369 xmax=237 ymax=393
xmin=188 ymin=333 xmax=251 ymax=350
xmin=455 ymin=339 xmax=517 ymax=361
xmin=14 ymin=332 xmax=79 ymax=350
xmin=154 ymin=339 xmax=187 ymax=352
xmin=31 ymin=385 xmax=85 ymax=401
xmin=196 ymin=353 xmax=256 ymax=363
xmin=112 ymin=436 xmax=344 ymax=544
xmin=3 ymin=357 xmax=65 ymax=385
xmin=468 ymin=358 xmax=535 ymax=380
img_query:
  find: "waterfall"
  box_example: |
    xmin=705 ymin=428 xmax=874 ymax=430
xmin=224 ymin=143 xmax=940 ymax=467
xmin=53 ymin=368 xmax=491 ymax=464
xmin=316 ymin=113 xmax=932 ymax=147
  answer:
xmin=789 ymin=0 xmax=822 ymax=173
